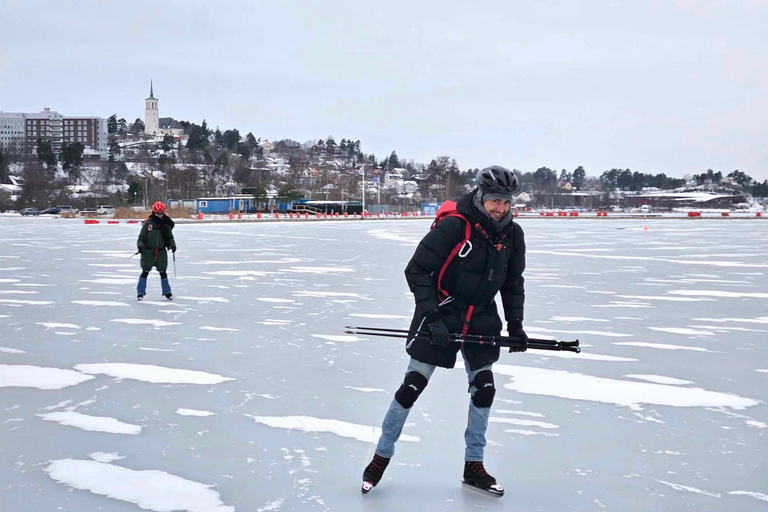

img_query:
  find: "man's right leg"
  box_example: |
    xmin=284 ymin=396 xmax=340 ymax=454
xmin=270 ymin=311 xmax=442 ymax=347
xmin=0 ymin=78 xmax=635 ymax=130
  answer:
xmin=363 ymin=358 xmax=436 ymax=492
xmin=375 ymin=358 xmax=436 ymax=458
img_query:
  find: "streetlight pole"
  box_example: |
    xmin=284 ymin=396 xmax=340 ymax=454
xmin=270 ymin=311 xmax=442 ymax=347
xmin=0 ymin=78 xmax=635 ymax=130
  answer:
xmin=361 ymin=165 xmax=365 ymax=213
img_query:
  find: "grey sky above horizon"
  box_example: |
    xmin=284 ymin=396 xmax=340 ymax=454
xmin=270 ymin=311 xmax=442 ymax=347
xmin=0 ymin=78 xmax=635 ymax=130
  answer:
xmin=2 ymin=0 xmax=766 ymax=181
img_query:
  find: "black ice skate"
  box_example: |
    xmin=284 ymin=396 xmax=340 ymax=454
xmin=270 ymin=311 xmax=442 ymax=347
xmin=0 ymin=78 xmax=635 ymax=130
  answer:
xmin=164 ymin=293 xmax=173 ymax=300
xmin=137 ymin=294 xmax=144 ymax=301
xmin=462 ymin=461 xmax=504 ymax=497
xmin=361 ymin=454 xmax=390 ymax=494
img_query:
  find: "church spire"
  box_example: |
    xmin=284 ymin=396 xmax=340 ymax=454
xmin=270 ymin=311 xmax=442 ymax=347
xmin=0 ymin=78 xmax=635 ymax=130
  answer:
xmin=149 ymin=79 xmax=155 ymax=99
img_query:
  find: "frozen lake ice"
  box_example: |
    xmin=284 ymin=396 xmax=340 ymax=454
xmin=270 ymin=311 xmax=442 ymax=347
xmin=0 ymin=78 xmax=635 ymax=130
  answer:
xmin=1 ymin=216 xmax=767 ymax=511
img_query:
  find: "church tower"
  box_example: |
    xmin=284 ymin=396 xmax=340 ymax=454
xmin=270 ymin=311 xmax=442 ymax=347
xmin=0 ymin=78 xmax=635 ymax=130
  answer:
xmin=144 ymin=80 xmax=159 ymax=136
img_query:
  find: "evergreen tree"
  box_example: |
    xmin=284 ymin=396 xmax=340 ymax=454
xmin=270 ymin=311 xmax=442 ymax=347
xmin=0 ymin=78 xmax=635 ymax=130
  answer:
xmin=107 ymin=114 xmax=118 ymax=135
xmin=221 ymin=129 xmax=241 ymax=151
xmin=186 ymin=124 xmax=210 ymax=150
xmin=108 ymin=140 xmax=122 ymax=163
xmin=388 ymin=150 xmax=400 ymax=171
xmin=572 ymin=166 xmax=586 ymax=190
xmin=61 ymin=142 xmax=85 ymax=183
xmin=129 ymin=118 xmax=145 ymax=135
xmin=160 ymin=134 xmax=175 ymax=152
xmin=36 ymin=138 xmax=57 ymax=169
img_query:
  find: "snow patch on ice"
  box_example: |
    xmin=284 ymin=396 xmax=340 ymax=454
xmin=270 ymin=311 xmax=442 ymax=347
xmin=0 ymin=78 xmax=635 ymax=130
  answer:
xmin=727 ymin=491 xmax=768 ymax=503
xmin=38 ymin=322 xmax=82 ymax=329
xmin=0 ymin=299 xmax=54 ymax=305
xmin=257 ymin=298 xmax=295 ymax=303
xmin=200 ymin=326 xmax=241 ymax=332
xmin=72 ymin=300 xmax=130 ymax=307
xmin=548 ymin=316 xmax=609 ymax=322
xmin=110 ymin=318 xmax=181 ymax=327
xmin=503 ymin=429 xmax=559 ymax=437
xmin=285 ymin=266 xmax=354 ymax=274
xmin=624 ymin=374 xmax=692 ymax=385
xmin=669 ymin=290 xmax=768 ymax=299
xmin=614 ymin=342 xmax=714 ymax=352
xmin=80 ymin=279 xmax=136 ymax=285
xmin=345 ymin=386 xmax=387 ymax=393
xmin=0 ymin=364 xmax=94 ymax=389
xmin=489 ymin=417 xmax=559 ymax=429
xmin=695 ymin=316 xmax=768 ymax=324
xmin=529 ymin=349 xmax=637 ymax=362
xmin=497 ymin=364 xmax=758 ymax=410
xmin=527 ymin=327 xmax=632 ymax=338
xmin=45 ymin=459 xmax=234 ymax=512
xmin=74 ymin=363 xmax=234 ymax=385
xmin=311 ymin=334 xmax=360 ymax=343
xmin=294 ymin=291 xmax=366 ymax=298
xmin=177 ymin=296 xmax=230 ymax=303
xmin=246 ymin=414 xmax=420 ymax=444
xmin=89 ymin=452 xmax=125 ymax=463
xmin=648 ymin=327 xmax=714 ymax=335
xmin=0 ymin=347 xmax=26 ymax=354
xmin=656 ymin=479 xmax=721 ymax=498
xmin=616 ymin=295 xmax=715 ymax=302
xmin=37 ymin=412 xmax=142 ymax=435
xmin=176 ymin=408 xmax=216 ymax=417
xmin=349 ymin=313 xmax=412 ymax=319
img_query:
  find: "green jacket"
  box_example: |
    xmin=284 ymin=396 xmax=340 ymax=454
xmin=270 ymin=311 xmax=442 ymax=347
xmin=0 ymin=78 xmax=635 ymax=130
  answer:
xmin=137 ymin=213 xmax=176 ymax=271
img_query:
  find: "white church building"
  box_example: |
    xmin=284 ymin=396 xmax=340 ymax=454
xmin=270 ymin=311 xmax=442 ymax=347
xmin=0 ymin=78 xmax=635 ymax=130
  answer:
xmin=144 ymin=81 xmax=184 ymax=138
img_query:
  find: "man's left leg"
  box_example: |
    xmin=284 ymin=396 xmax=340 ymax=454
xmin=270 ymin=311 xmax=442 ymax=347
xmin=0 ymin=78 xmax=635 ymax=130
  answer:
xmin=464 ymin=362 xmax=494 ymax=462
xmin=462 ymin=351 xmax=503 ymax=496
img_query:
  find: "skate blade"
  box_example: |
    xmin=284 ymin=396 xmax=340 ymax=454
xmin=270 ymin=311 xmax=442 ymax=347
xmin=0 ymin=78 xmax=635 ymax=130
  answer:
xmin=361 ymin=481 xmax=375 ymax=494
xmin=462 ymin=480 xmax=504 ymax=497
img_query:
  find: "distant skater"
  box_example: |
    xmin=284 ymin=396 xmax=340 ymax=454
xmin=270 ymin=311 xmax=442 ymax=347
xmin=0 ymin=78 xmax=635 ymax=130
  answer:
xmin=136 ymin=201 xmax=177 ymax=300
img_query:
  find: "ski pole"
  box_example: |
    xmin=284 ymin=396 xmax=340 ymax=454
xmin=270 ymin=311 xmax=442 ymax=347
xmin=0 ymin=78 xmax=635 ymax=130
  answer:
xmin=344 ymin=327 xmax=580 ymax=353
xmin=345 ymin=326 xmax=579 ymax=349
xmin=173 ymin=251 xmax=177 ymax=279
xmin=128 ymin=251 xmax=140 ymax=259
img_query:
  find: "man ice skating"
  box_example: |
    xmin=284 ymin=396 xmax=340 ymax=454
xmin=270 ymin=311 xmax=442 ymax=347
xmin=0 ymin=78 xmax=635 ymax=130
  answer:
xmin=362 ymin=166 xmax=527 ymax=497
xmin=136 ymin=201 xmax=177 ymax=300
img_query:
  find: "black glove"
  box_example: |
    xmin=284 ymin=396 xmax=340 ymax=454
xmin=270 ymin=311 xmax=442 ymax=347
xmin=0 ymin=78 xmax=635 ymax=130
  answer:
xmin=507 ymin=320 xmax=528 ymax=353
xmin=425 ymin=310 xmax=451 ymax=346
xmin=137 ymin=244 xmax=145 ymax=252
xmin=171 ymin=247 xmax=176 ymax=253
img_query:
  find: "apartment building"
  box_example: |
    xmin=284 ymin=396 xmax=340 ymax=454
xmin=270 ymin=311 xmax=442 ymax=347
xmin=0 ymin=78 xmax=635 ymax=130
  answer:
xmin=0 ymin=108 xmax=106 ymax=157
xmin=0 ymin=112 xmax=26 ymax=153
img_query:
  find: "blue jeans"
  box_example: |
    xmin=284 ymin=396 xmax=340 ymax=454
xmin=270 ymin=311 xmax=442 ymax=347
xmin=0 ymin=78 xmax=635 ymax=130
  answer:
xmin=375 ymin=352 xmax=493 ymax=462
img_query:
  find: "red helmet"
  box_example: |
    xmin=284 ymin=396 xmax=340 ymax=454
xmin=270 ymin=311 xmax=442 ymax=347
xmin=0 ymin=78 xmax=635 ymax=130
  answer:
xmin=152 ymin=201 xmax=166 ymax=213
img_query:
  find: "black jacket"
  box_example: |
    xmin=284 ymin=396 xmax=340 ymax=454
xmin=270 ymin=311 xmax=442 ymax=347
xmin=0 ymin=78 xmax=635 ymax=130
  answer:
xmin=404 ymin=192 xmax=526 ymax=370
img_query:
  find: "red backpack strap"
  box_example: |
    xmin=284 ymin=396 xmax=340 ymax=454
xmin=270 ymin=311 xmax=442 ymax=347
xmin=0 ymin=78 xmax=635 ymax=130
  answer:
xmin=432 ymin=203 xmax=471 ymax=302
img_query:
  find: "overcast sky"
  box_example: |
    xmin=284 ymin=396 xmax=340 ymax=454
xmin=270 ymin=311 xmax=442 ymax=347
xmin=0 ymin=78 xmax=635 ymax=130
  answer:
xmin=2 ymin=0 xmax=766 ymax=181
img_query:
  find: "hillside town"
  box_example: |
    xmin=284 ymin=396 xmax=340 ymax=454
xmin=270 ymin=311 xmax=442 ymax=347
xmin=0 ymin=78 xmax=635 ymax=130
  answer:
xmin=2 ymin=83 xmax=766 ymax=216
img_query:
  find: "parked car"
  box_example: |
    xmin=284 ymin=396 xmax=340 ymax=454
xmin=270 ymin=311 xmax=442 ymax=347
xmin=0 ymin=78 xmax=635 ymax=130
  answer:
xmin=81 ymin=208 xmax=98 ymax=215
xmin=97 ymin=205 xmax=116 ymax=215
xmin=56 ymin=205 xmax=79 ymax=215
xmin=20 ymin=208 xmax=40 ymax=216
xmin=39 ymin=207 xmax=61 ymax=215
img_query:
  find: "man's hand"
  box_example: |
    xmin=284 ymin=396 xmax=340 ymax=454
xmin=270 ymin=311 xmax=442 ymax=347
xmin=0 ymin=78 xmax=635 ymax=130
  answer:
xmin=428 ymin=319 xmax=451 ymax=346
xmin=508 ymin=320 xmax=528 ymax=353
xmin=425 ymin=309 xmax=451 ymax=346
xmin=171 ymin=247 xmax=177 ymax=253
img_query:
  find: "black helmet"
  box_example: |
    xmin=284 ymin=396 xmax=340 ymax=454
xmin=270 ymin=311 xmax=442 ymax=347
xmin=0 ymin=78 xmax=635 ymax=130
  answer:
xmin=476 ymin=166 xmax=519 ymax=200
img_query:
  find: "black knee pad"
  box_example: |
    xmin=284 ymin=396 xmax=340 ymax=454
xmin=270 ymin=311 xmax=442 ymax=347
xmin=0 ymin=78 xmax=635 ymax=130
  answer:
xmin=159 ymin=271 xmax=168 ymax=279
xmin=394 ymin=371 xmax=429 ymax=409
xmin=471 ymin=370 xmax=495 ymax=408
xmin=140 ymin=271 xmax=150 ymax=278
